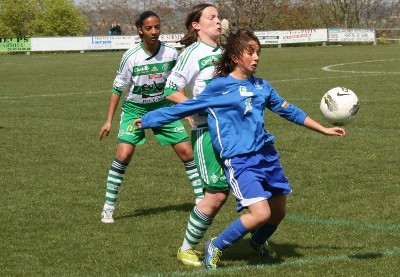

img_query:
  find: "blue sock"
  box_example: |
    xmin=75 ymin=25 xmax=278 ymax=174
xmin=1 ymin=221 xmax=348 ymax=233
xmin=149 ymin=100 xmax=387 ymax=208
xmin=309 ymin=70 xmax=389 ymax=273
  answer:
xmin=251 ymin=223 xmax=277 ymax=245
xmin=213 ymin=218 xmax=249 ymax=251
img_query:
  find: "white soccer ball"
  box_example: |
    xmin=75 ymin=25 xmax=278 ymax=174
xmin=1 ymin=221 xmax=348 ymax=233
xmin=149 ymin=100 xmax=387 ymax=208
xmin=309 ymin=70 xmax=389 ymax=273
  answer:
xmin=320 ymin=87 xmax=360 ymax=126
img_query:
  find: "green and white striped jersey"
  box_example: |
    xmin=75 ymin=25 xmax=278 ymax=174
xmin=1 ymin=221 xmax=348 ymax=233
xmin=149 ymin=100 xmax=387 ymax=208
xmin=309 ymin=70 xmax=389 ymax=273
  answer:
xmin=164 ymin=41 xmax=222 ymax=127
xmin=112 ymin=41 xmax=178 ymax=114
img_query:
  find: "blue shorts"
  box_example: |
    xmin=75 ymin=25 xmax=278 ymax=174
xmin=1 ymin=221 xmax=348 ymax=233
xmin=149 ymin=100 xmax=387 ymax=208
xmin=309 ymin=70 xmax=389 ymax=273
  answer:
xmin=223 ymin=145 xmax=292 ymax=212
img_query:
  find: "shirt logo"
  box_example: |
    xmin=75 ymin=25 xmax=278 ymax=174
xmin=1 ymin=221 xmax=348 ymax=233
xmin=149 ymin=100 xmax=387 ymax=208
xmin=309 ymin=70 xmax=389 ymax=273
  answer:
xmin=255 ymin=81 xmax=262 ymax=89
xmin=239 ymin=86 xmax=253 ymax=96
xmin=244 ymin=98 xmax=253 ymax=114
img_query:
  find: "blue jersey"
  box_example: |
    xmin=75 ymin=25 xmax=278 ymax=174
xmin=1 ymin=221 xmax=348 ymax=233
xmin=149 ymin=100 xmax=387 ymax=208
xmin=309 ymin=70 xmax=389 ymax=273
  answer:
xmin=141 ymin=75 xmax=307 ymax=159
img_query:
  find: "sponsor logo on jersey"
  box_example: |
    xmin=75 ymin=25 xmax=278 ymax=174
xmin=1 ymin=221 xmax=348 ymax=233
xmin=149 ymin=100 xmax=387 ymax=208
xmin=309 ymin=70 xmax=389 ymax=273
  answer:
xmin=198 ymin=54 xmax=222 ymax=70
xmin=140 ymin=81 xmax=165 ymax=102
xmin=142 ymin=95 xmax=164 ymax=104
xmin=151 ymin=66 xmax=158 ymax=72
xmin=239 ymin=86 xmax=253 ymax=96
xmin=148 ymin=73 xmax=163 ymax=79
xmin=255 ymin=80 xmax=262 ymax=89
xmin=133 ymin=65 xmax=150 ymax=73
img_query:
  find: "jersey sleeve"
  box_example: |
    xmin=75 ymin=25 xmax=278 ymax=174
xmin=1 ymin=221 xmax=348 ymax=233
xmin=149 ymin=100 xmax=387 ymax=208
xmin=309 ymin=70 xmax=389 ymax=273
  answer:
xmin=141 ymin=96 xmax=214 ymax=128
xmin=112 ymin=54 xmax=134 ymax=95
xmin=164 ymin=49 xmax=198 ymax=97
xmin=264 ymin=80 xmax=307 ymax=125
xmin=164 ymin=71 xmax=188 ymax=97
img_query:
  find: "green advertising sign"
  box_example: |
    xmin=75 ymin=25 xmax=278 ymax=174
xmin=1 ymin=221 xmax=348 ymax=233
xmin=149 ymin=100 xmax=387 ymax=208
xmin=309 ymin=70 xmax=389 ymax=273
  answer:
xmin=0 ymin=37 xmax=31 ymax=51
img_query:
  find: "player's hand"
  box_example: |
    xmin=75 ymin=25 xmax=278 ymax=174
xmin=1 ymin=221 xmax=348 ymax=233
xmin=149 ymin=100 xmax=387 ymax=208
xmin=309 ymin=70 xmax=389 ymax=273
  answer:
xmin=325 ymin=127 xmax=346 ymax=137
xmin=184 ymin=116 xmax=194 ymax=126
xmin=98 ymin=122 xmax=112 ymax=141
xmin=133 ymin=118 xmax=142 ymax=129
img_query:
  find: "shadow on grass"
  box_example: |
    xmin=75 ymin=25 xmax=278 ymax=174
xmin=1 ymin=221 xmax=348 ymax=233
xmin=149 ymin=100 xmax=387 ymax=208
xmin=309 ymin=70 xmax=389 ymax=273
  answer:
xmin=115 ymin=202 xmax=194 ymax=220
xmin=348 ymin=252 xmax=383 ymax=260
xmin=221 ymin=238 xmax=302 ymax=266
xmin=221 ymin=238 xmax=364 ymax=267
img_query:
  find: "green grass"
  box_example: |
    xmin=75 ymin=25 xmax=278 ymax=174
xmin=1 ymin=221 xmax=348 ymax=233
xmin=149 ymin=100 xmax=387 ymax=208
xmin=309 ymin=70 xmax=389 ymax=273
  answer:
xmin=0 ymin=45 xmax=399 ymax=276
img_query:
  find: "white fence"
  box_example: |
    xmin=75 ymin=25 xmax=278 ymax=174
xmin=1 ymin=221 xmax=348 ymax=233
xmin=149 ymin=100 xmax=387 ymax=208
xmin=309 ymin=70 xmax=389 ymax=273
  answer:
xmin=0 ymin=28 xmax=377 ymax=53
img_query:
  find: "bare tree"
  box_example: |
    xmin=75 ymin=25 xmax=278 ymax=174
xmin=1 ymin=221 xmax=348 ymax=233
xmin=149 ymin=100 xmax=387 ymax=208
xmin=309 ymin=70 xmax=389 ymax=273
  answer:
xmin=305 ymin=0 xmax=400 ymax=28
xmin=79 ymin=0 xmax=140 ymax=35
xmin=77 ymin=0 xmax=399 ymax=35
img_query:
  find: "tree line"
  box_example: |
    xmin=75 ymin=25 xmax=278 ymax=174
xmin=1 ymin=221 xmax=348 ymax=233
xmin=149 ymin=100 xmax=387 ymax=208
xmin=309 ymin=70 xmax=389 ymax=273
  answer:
xmin=0 ymin=0 xmax=399 ymax=37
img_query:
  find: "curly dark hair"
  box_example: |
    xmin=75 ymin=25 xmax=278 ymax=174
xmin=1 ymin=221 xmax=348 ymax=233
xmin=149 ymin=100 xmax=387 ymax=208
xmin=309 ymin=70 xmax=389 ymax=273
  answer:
xmin=214 ymin=29 xmax=261 ymax=77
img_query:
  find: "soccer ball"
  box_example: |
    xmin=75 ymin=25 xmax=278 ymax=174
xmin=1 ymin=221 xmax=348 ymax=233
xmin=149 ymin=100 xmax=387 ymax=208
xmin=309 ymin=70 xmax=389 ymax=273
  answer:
xmin=320 ymin=87 xmax=360 ymax=126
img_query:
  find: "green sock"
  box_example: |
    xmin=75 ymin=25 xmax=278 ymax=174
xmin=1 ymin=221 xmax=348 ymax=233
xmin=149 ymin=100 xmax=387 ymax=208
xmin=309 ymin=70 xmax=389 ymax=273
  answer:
xmin=103 ymin=158 xmax=128 ymax=211
xmin=181 ymin=206 xmax=213 ymax=251
xmin=183 ymin=158 xmax=204 ymax=198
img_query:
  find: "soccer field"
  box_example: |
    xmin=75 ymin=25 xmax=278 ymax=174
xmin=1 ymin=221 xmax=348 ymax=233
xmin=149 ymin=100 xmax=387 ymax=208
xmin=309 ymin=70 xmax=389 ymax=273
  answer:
xmin=0 ymin=45 xmax=399 ymax=276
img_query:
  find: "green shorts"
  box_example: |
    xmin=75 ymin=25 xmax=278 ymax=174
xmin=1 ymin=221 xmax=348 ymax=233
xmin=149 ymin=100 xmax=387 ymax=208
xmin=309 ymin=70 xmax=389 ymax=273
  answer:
xmin=191 ymin=127 xmax=229 ymax=192
xmin=117 ymin=110 xmax=189 ymax=146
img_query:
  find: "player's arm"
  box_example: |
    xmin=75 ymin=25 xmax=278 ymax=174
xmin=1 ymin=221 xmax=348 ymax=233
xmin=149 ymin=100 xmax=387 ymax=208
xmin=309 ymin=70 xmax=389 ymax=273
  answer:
xmin=268 ymin=88 xmax=345 ymax=137
xmin=302 ymin=116 xmax=345 ymax=136
xmin=165 ymin=88 xmax=188 ymax=103
xmin=99 ymin=92 xmax=121 ymax=140
xmin=164 ymin=71 xmax=190 ymax=103
xmin=99 ymin=60 xmax=130 ymax=140
xmin=164 ymin=73 xmax=194 ymax=125
xmin=135 ymin=96 xmax=212 ymax=129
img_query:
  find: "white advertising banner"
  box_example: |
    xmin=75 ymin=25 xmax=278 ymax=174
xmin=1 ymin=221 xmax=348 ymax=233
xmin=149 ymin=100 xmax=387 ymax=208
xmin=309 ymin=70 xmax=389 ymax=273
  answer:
xmin=328 ymin=28 xmax=375 ymax=42
xmin=279 ymin=29 xmax=327 ymax=44
xmin=14 ymin=28 xmax=377 ymax=53
xmin=83 ymin=36 xmax=137 ymax=50
xmin=30 ymin=35 xmax=184 ymax=52
xmin=31 ymin=37 xmax=84 ymax=51
xmin=255 ymin=29 xmax=327 ymax=44
xmin=254 ymin=31 xmax=280 ymax=45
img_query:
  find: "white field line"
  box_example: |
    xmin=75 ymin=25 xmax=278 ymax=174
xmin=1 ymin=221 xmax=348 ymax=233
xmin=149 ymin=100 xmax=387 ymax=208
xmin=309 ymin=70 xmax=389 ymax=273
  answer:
xmin=0 ymin=90 xmax=110 ymax=99
xmin=1 ymin=59 xmax=399 ymax=100
xmin=322 ymin=59 xmax=400 ymax=74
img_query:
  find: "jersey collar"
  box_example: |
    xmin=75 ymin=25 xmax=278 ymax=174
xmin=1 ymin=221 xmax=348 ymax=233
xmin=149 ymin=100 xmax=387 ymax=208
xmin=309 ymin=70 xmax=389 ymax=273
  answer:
xmin=141 ymin=41 xmax=161 ymax=60
xmin=197 ymin=39 xmax=220 ymax=52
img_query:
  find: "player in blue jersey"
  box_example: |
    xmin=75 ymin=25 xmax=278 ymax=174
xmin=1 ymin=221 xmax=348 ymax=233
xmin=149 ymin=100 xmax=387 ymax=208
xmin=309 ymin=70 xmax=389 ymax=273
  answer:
xmin=98 ymin=11 xmax=202 ymax=224
xmin=134 ymin=29 xmax=345 ymax=269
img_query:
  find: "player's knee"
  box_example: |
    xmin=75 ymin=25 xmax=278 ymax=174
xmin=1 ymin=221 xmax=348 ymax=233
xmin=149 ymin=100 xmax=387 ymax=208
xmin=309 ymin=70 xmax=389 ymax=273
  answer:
xmin=174 ymin=144 xmax=193 ymax=161
xmin=210 ymin=191 xmax=228 ymax=205
xmin=116 ymin=152 xmax=133 ymax=163
xmin=200 ymin=192 xmax=228 ymax=213
xmin=179 ymin=151 xmax=193 ymax=161
xmin=252 ymin=208 xmax=271 ymax=225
